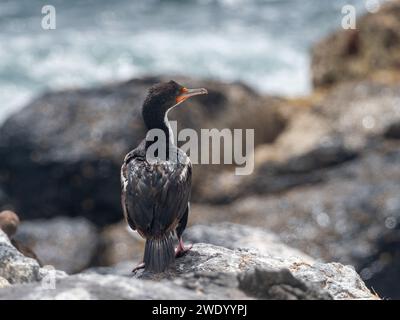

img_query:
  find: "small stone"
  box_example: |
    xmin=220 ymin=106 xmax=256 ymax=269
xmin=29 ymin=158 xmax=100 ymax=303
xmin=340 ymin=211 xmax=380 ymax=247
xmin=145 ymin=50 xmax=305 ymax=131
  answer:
xmin=0 ymin=276 xmax=10 ymax=288
xmin=0 ymin=211 xmax=20 ymax=238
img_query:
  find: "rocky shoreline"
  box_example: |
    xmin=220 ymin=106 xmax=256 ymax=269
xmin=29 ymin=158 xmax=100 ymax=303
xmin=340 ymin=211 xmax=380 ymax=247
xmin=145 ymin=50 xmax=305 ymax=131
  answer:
xmin=0 ymin=224 xmax=377 ymax=300
xmin=1 ymin=1 xmax=400 ymax=299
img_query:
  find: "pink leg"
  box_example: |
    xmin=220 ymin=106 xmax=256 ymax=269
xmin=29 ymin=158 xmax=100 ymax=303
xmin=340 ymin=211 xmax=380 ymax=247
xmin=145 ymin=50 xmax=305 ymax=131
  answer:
xmin=175 ymin=237 xmax=193 ymax=258
xmin=132 ymin=261 xmax=145 ymax=273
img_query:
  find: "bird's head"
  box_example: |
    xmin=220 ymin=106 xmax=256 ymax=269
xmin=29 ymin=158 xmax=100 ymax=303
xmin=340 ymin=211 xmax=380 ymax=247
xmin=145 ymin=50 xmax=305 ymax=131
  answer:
xmin=142 ymin=80 xmax=208 ymax=121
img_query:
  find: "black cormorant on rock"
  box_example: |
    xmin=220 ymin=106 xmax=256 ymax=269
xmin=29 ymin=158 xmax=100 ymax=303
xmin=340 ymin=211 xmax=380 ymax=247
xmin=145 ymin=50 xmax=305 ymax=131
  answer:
xmin=121 ymin=81 xmax=207 ymax=273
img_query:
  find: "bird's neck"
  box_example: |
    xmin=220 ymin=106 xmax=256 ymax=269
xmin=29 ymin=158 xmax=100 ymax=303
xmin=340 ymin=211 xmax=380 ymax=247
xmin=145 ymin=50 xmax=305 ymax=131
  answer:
xmin=163 ymin=110 xmax=175 ymax=145
xmin=143 ymin=108 xmax=175 ymax=149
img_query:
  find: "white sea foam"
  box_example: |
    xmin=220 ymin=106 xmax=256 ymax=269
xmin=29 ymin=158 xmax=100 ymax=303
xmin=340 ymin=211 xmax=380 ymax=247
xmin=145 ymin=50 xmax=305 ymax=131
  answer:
xmin=0 ymin=0 xmax=366 ymax=123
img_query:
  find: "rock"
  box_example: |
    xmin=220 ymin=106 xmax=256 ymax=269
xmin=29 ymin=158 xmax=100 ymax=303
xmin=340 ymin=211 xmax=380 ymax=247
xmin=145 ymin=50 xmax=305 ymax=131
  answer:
xmin=185 ymin=223 xmax=314 ymax=263
xmin=183 ymin=78 xmax=400 ymax=298
xmin=0 ymin=76 xmax=285 ymax=226
xmin=14 ymin=217 xmax=99 ymax=274
xmin=385 ymin=122 xmax=400 ymax=139
xmin=191 ymin=141 xmax=400 ymax=298
xmin=312 ymin=0 xmax=400 ymax=88
xmin=0 ymin=210 xmax=42 ymax=265
xmin=316 ymin=81 xmax=400 ymax=150
xmin=0 ymin=243 xmax=375 ymax=300
xmin=174 ymin=244 xmax=373 ymax=300
xmin=98 ymin=243 xmax=374 ymax=299
xmin=0 ymin=187 xmax=8 ymax=209
xmin=93 ymin=221 xmax=314 ymax=268
xmin=196 ymin=79 xmax=400 ymax=205
xmin=195 ymin=107 xmax=357 ymax=204
xmin=195 ymin=141 xmax=355 ymax=204
xmin=0 ymin=277 xmax=10 ymax=288
xmin=0 ymin=210 xmax=20 ymax=238
xmin=95 ymin=221 xmax=144 ymax=266
xmin=238 ymin=268 xmax=330 ymax=300
xmin=0 ymin=273 xmax=206 ymax=300
xmin=0 ymin=229 xmax=66 ymax=285
xmin=10 ymin=239 xmax=42 ymax=266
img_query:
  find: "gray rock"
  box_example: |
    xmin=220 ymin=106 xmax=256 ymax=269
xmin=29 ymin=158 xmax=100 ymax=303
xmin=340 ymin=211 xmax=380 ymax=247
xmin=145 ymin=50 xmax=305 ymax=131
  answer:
xmin=238 ymin=268 xmax=331 ymax=300
xmin=86 ymin=221 xmax=314 ymax=271
xmin=316 ymin=81 xmax=400 ymax=150
xmin=95 ymin=221 xmax=144 ymax=267
xmin=93 ymin=243 xmax=373 ymax=300
xmin=191 ymin=142 xmax=400 ymax=298
xmin=189 ymin=78 xmax=400 ymax=298
xmin=197 ymin=80 xmax=400 ymax=205
xmin=0 ymin=229 xmax=41 ymax=284
xmin=195 ymin=107 xmax=358 ymax=204
xmin=0 ymin=273 xmax=204 ymax=300
xmin=175 ymin=244 xmax=373 ymax=299
xmin=0 ymin=229 xmax=67 ymax=286
xmin=15 ymin=217 xmax=99 ymax=274
xmin=0 ymin=277 xmax=10 ymax=288
xmin=186 ymin=223 xmax=314 ymax=263
xmin=0 ymin=243 xmax=375 ymax=300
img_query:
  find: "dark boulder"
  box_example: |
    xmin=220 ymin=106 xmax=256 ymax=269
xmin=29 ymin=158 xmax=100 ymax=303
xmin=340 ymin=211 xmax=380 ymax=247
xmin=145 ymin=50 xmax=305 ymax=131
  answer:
xmin=385 ymin=122 xmax=400 ymax=140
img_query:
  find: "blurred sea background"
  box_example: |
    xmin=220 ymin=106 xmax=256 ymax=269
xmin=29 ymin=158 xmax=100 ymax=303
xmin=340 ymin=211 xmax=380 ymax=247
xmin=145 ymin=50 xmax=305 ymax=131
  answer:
xmin=0 ymin=0 xmax=365 ymax=123
xmin=1 ymin=0 xmax=400 ymax=299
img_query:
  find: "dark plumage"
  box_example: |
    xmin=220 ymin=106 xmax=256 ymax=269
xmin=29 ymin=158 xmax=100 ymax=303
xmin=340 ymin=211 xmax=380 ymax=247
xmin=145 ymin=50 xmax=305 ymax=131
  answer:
xmin=121 ymin=80 xmax=207 ymax=273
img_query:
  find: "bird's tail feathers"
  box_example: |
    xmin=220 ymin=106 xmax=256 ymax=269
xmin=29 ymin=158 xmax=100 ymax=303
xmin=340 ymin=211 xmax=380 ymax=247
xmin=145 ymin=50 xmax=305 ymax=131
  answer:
xmin=144 ymin=233 xmax=175 ymax=273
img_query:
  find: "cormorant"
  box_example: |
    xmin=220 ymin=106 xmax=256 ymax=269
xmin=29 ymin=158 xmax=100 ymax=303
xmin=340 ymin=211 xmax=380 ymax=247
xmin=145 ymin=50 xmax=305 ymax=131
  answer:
xmin=121 ymin=80 xmax=208 ymax=273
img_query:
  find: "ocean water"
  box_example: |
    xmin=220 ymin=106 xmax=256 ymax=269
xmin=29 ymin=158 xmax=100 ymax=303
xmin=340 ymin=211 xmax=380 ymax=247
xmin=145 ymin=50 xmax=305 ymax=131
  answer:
xmin=0 ymin=0 xmax=366 ymax=123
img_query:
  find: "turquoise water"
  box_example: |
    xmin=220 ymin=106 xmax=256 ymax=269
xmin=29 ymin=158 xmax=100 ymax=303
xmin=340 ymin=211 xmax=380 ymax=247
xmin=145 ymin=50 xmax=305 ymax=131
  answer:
xmin=0 ymin=0 xmax=366 ymax=122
